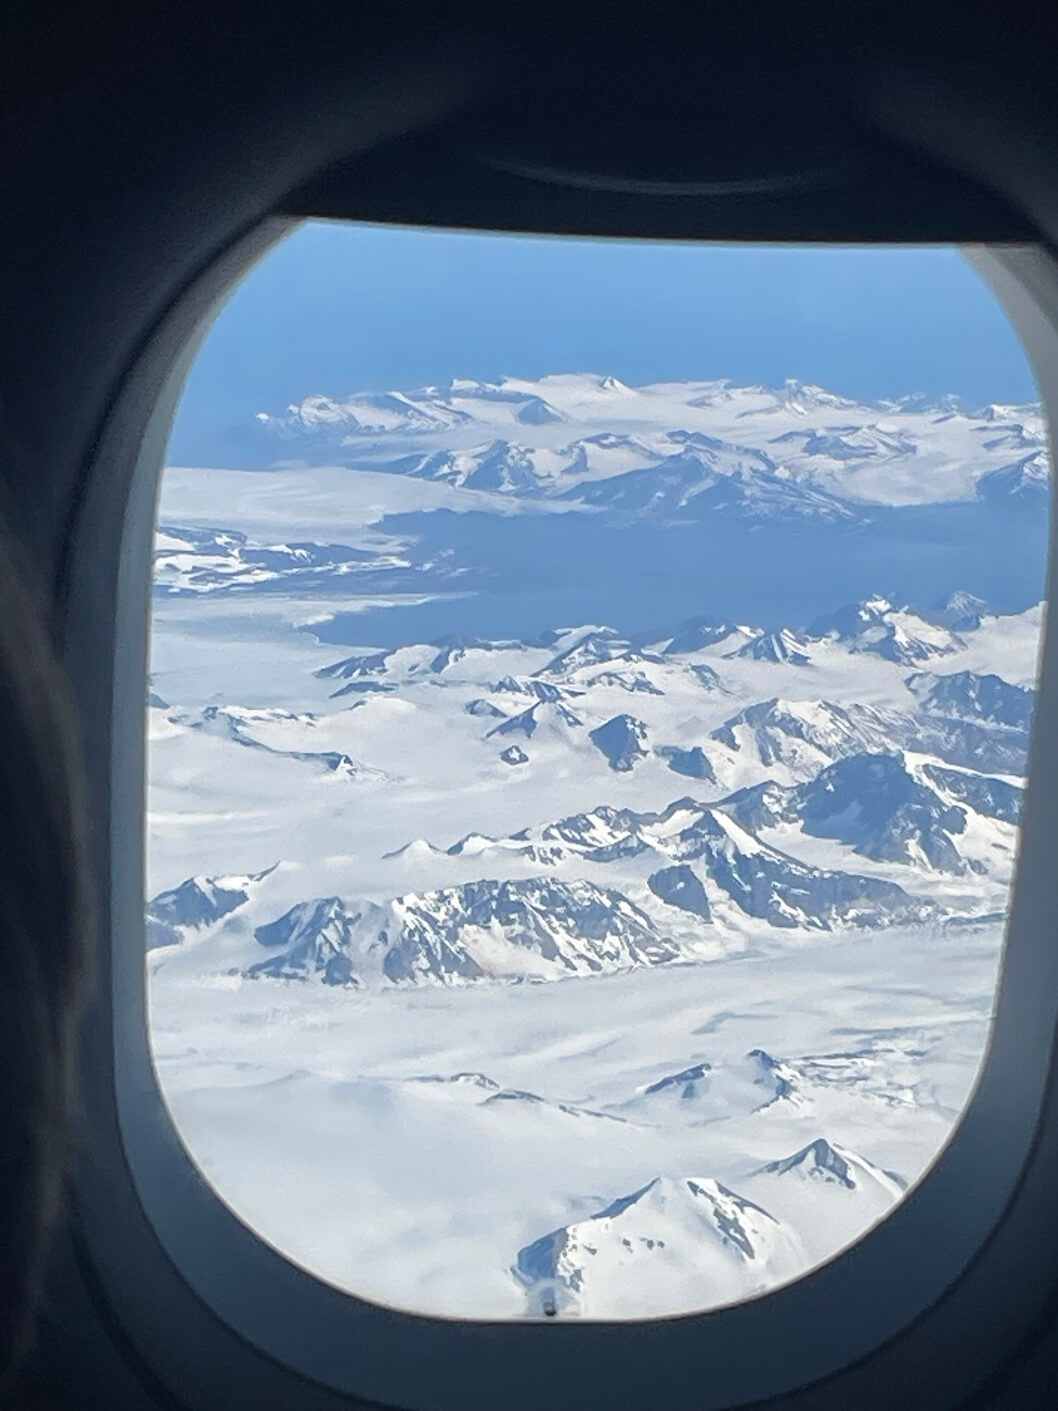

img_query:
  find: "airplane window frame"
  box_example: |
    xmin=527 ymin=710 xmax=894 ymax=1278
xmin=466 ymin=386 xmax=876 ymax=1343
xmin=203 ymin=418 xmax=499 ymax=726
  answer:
xmin=59 ymin=227 xmax=1058 ymax=1411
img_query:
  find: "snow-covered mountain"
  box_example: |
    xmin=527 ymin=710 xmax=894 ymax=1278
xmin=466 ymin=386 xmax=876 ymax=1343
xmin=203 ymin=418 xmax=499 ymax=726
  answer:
xmin=257 ymin=388 xmax=482 ymax=438
xmin=659 ymin=618 xmax=742 ymax=654
xmin=149 ymin=594 xmax=1038 ymax=996
xmin=651 ymin=597 xmax=967 ymax=671
xmin=246 ymin=878 xmax=681 ymax=987
xmin=721 ymin=753 xmax=979 ymax=875
xmin=744 ymin=1137 xmax=910 ymax=1261
xmin=730 ymin=628 xmax=814 ymax=666
xmin=146 ymin=867 xmax=275 ymax=949
xmin=906 ymin=668 xmax=1034 ymax=730
xmin=976 ymin=449 xmax=1049 ymax=502
xmin=386 ymin=433 xmax=670 ymax=493
xmin=806 ymin=595 xmax=964 ymax=664
xmin=756 ymin=1137 xmax=906 ymax=1198
xmin=316 ymin=635 xmax=527 ymax=686
xmin=248 ymin=897 xmax=371 ymax=985
xmin=431 ymin=795 xmax=942 ymax=933
xmin=589 ymin=714 xmax=650 ymax=771
xmin=904 ymin=670 xmax=1034 ymax=774
xmin=656 ymin=745 xmax=718 ymax=781
xmin=919 ymin=763 xmax=1022 ymax=825
xmin=536 ymin=628 xmax=627 ymax=678
xmin=632 ymin=1048 xmax=805 ymax=1119
xmin=710 ymin=697 xmax=917 ymax=780
xmin=691 ymin=810 xmax=939 ymax=930
xmin=648 ymin=864 xmax=712 ymax=919
xmin=560 ymin=445 xmax=860 ymax=524
xmin=486 ymin=701 xmax=585 ymax=740
xmin=513 ymin=1175 xmax=805 ymax=1317
xmin=926 ymin=590 xmax=989 ymax=632
xmin=246 ymin=373 xmax=1048 ymax=514
xmin=383 ymin=878 xmax=678 ymax=984
xmin=197 ymin=777 xmax=956 ymax=992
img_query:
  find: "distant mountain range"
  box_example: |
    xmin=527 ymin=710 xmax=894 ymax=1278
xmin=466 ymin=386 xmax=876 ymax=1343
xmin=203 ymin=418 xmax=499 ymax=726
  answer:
xmin=156 ymin=378 xmax=1050 ymax=647
xmin=248 ymin=373 xmax=1048 ymax=515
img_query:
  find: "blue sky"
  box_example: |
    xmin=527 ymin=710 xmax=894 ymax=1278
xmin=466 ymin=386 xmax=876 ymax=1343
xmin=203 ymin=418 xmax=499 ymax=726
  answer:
xmin=168 ymin=220 xmax=1038 ymax=465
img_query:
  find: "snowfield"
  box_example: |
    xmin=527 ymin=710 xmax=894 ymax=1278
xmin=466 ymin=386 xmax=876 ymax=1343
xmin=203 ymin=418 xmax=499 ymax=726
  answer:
xmin=148 ymin=374 xmax=1048 ymax=1321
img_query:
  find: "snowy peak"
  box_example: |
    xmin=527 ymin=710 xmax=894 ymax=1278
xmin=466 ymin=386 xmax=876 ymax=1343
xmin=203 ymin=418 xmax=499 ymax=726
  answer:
xmin=768 ymin=378 xmax=861 ymax=413
xmin=757 ymin=1138 xmax=907 ymax=1199
xmin=711 ymin=697 xmax=916 ymax=778
xmin=153 ymin=524 xmax=384 ymax=598
xmin=485 ymin=700 xmax=584 ymax=741
xmin=317 ymin=637 xmax=526 ymax=688
xmin=729 ymin=628 xmax=813 ymax=666
xmin=147 ymin=867 xmax=274 ymax=950
xmin=491 ymin=675 xmax=576 ymax=703
xmin=793 ymin=753 xmax=971 ymax=874
xmin=589 ymin=714 xmax=650 ymax=771
xmin=662 ymin=617 xmax=740 ymax=655
xmin=901 ymin=669 xmax=1033 ymax=775
xmin=906 ymin=669 xmax=1034 ymax=731
xmin=772 ymin=422 xmax=916 ymax=464
xmin=563 ymin=445 xmax=857 ymax=523
xmin=925 ymin=590 xmax=988 ymax=633
xmin=537 ymin=629 xmax=627 ymax=678
xmin=639 ymin=1048 xmax=801 ymax=1115
xmin=715 ymin=779 xmax=790 ymax=832
xmin=976 ymin=450 xmax=1049 ymax=502
xmin=695 ymin=814 xmax=938 ymax=931
xmin=648 ymin=864 xmax=712 ymax=920
xmin=745 ymin=1048 xmax=803 ymax=1110
xmin=920 ymin=763 xmax=1023 ymax=825
xmin=180 ymin=703 xmax=378 ymax=779
xmin=398 ymin=440 xmax=543 ymax=492
xmin=720 ymin=751 xmax=988 ymax=875
xmin=481 ymin=1088 xmax=622 ymax=1124
xmin=643 ymin=1061 xmax=713 ymax=1098
xmin=315 ymin=649 xmax=391 ymax=683
xmin=249 ymin=897 xmax=370 ymax=986
xmin=808 ymin=596 xmax=963 ymax=664
xmin=513 ymin=1175 xmax=804 ymax=1317
xmin=656 ymin=745 xmax=717 ymax=781
xmin=240 ymin=767 xmax=950 ymax=995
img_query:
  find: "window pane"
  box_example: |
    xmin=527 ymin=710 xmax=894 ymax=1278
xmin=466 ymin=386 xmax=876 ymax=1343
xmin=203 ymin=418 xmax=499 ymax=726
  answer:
xmin=147 ymin=228 xmax=1047 ymax=1319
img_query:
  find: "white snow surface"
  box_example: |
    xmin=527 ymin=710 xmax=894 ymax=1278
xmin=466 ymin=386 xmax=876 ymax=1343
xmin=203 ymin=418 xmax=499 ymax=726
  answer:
xmin=148 ymin=374 xmax=1048 ymax=1322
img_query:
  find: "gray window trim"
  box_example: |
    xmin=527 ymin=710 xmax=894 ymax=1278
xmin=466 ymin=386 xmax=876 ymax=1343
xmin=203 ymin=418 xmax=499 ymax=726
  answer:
xmin=58 ymin=233 xmax=1058 ymax=1411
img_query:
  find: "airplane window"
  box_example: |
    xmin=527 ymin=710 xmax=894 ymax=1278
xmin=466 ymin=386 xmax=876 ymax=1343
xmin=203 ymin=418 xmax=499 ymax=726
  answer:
xmin=146 ymin=223 xmax=1048 ymax=1321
